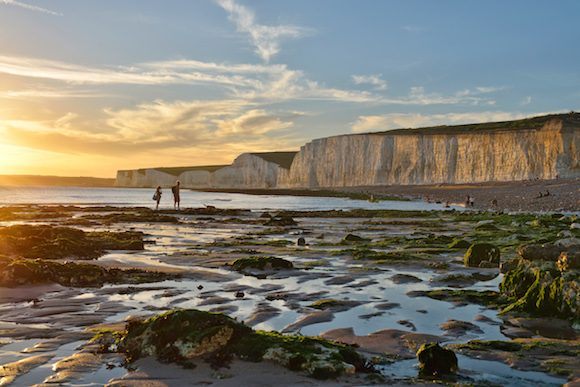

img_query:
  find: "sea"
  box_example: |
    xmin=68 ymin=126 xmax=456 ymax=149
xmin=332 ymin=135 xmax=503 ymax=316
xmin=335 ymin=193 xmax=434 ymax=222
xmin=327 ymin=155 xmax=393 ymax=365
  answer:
xmin=0 ymin=186 xmax=462 ymax=211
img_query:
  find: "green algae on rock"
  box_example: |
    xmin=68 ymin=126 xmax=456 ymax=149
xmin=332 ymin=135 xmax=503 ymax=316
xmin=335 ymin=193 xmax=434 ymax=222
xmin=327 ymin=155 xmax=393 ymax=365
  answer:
xmin=500 ymin=258 xmax=579 ymax=322
xmin=416 ymin=342 xmax=458 ymax=377
xmin=229 ymin=256 xmax=293 ymax=274
xmin=464 ymin=243 xmax=500 ymax=268
xmin=116 ymin=309 xmax=374 ymax=379
xmin=0 ymin=256 xmax=173 ymax=287
xmin=0 ymin=225 xmax=144 ymax=260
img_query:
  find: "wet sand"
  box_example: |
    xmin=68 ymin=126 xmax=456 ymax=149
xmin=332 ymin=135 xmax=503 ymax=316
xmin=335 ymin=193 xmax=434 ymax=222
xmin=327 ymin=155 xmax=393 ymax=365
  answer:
xmin=198 ymin=178 xmax=579 ymax=212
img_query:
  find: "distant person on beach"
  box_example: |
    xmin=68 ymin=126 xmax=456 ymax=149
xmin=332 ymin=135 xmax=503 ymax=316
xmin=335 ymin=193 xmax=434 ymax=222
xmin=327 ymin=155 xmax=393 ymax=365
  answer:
xmin=469 ymin=196 xmax=475 ymax=207
xmin=465 ymin=195 xmax=471 ymax=207
xmin=153 ymin=186 xmax=162 ymax=210
xmin=172 ymin=181 xmax=181 ymax=210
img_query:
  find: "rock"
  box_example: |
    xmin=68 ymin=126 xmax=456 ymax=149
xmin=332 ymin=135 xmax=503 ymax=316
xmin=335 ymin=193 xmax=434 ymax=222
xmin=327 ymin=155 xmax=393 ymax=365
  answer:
xmin=117 ymin=309 xmax=371 ymax=379
xmin=570 ymin=223 xmax=580 ymax=230
xmin=397 ymin=320 xmax=417 ymax=331
xmin=555 ymin=238 xmax=580 ymax=248
xmin=390 ymin=274 xmax=422 ymax=284
xmin=375 ymin=302 xmax=401 ymax=311
xmin=308 ymin=299 xmax=363 ymax=312
xmin=235 ymin=291 xmax=245 ymax=299
xmin=517 ymin=244 xmax=565 ymax=261
xmin=260 ymin=212 xmax=272 ymax=219
xmin=500 ymin=258 xmax=579 ymax=320
xmin=265 ymin=215 xmax=297 ymax=227
xmin=464 ymin=243 xmax=500 ymax=268
xmin=416 ymin=343 xmax=458 ymax=377
xmin=229 ymin=256 xmax=293 ymax=274
xmin=197 ymin=285 xmax=204 ymax=290
xmin=297 ymin=237 xmax=306 ymax=246
xmin=557 ymin=252 xmax=580 ymax=271
xmin=343 ymin=234 xmax=369 ymax=243
xmin=440 ymin=319 xmax=483 ymax=336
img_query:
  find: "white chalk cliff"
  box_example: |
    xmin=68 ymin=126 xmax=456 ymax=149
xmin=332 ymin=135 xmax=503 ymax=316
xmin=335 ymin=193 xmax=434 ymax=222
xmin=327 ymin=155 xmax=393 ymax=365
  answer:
xmin=116 ymin=114 xmax=580 ymax=189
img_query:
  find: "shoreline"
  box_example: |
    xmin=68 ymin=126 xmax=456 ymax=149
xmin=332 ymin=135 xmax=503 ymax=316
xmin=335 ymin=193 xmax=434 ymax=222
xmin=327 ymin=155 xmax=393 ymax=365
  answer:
xmin=192 ymin=178 xmax=579 ymax=212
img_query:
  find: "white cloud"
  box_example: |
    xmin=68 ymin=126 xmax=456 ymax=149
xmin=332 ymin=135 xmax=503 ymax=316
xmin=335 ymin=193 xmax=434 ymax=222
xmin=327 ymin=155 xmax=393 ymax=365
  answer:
xmin=352 ymin=74 xmax=387 ymax=91
xmin=521 ymin=96 xmax=532 ymax=106
xmin=215 ymin=0 xmax=311 ymax=62
xmin=0 ymin=0 xmax=61 ymax=16
xmin=351 ymin=111 xmax=544 ymax=133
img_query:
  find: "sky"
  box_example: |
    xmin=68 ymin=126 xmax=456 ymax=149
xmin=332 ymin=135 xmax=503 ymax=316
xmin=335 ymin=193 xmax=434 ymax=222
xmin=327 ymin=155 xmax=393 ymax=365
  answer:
xmin=0 ymin=0 xmax=579 ymax=177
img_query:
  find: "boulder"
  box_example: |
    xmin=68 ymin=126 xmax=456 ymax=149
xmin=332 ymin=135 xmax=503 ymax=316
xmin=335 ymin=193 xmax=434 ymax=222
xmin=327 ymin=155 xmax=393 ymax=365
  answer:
xmin=416 ymin=342 xmax=458 ymax=376
xmin=517 ymin=244 xmax=565 ymax=262
xmin=343 ymin=234 xmax=369 ymax=243
xmin=464 ymin=243 xmax=500 ymax=268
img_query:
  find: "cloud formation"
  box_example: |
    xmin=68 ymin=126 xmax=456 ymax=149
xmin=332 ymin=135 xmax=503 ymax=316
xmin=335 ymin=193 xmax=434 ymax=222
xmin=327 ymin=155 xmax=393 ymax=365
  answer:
xmin=0 ymin=0 xmax=61 ymax=16
xmin=352 ymin=74 xmax=387 ymax=90
xmin=216 ymin=0 xmax=310 ymax=62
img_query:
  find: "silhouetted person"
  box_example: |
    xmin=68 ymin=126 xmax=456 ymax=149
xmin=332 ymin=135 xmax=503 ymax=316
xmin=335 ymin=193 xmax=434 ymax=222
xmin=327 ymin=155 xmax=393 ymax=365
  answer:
xmin=465 ymin=195 xmax=471 ymax=207
xmin=153 ymin=186 xmax=162 ymax=211
xmin=172 ymin=180 xmax=181 ymax=210
xmin=469 ymin=196 xmax=475 ymax=207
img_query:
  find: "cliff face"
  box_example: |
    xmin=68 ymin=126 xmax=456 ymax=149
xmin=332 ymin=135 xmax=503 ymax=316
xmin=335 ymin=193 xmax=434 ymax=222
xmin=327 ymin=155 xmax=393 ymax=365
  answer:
xmin=115 ymin=114 xmax=580 ymax=189
xmin=115 ymin=152 xmax=296 ymax=189
xmin=283 ymin=117 xmax=579 ymax=187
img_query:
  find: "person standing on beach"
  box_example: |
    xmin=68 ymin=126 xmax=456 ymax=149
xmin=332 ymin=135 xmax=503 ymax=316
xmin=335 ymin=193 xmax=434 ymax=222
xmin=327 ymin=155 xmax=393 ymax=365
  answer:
xmin=172 ymin=181 xmax=181 ymax=210
xmin=153 ymin=186 xmax=162 ymax=211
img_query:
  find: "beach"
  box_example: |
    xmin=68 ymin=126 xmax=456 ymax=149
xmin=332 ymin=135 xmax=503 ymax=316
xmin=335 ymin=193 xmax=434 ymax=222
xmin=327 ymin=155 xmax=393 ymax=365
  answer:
xmin=0 ymin=196 xmax=577 ymax=386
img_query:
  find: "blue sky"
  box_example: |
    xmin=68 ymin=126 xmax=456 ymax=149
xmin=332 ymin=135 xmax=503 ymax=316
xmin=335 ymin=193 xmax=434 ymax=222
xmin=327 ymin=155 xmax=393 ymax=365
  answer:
xmin=0 ymin=0 xmax=578 ymax=176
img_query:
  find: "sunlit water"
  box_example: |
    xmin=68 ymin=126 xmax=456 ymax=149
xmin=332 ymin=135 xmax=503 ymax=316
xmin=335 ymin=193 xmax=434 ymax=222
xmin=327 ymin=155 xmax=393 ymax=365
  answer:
xmin=0 ymin=186 xmax=462 ymax=211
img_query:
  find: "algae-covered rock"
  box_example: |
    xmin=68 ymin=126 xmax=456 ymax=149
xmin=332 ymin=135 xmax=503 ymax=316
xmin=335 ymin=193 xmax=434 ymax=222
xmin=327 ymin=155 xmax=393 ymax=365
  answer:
xmin=500 ymin=258 xmax=579 ymax=322
xmin=229 ymin=256 xmax=293 ymax=273
xmin=343 ymin=234 xmax=369 ymax=243
xmin=416 ymin=342 xmax=458 ymax=377
xmin=0 ymin=256 xmax=172 ymax=287
xmin=117 ymin=309 xmax=373 ymax=379
xmin=464 ymin=243 xmax=500 ymax=268
xmin=0 ymin=225 xmax=144 ymax=260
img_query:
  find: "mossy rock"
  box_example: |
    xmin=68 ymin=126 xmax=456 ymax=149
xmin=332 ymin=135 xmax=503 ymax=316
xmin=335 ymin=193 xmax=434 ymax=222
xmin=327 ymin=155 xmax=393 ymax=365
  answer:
xmin=343 ymin=234 xmax=370 ymax=243
xmin=117 ymin=309 xmax=373 ymax=379
xmin=229 ymin=256 xmax=293 ymax=272
xmin=416 ymin=342 xmax=458 ymax=377
xmin=0 ymin=225 xmax=144 ymax=260
xmin=464 ymin=243 xmax=500 ymax=268
xmin=499 ymin=258 xmax=579 ymax=321
xmin=0 ymin=256 xmax=172 ymax=287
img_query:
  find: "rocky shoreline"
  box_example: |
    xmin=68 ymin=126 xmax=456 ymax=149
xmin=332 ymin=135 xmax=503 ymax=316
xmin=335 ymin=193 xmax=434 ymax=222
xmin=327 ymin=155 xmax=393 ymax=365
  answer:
xmin=0 ymin=204 xmax=577 ymax=385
